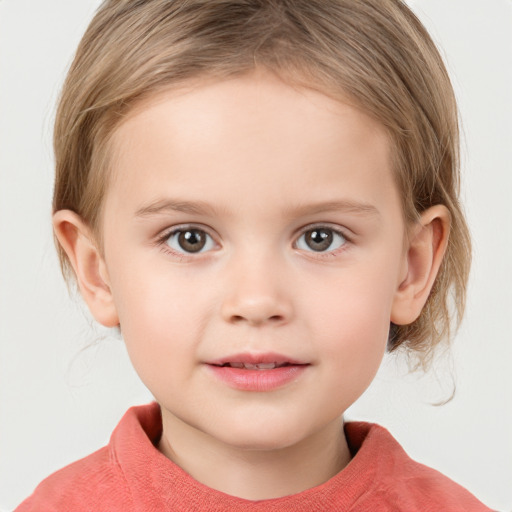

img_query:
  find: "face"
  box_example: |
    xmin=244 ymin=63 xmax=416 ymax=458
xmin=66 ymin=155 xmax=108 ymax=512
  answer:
xmin=100 ymin=71 xmax=408 ymax=451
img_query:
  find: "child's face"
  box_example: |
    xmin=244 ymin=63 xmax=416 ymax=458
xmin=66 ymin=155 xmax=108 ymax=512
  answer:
xmin=98 ymin=71 xmax=409 ymax=449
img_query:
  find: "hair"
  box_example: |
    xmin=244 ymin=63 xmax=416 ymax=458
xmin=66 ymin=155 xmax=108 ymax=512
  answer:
xmin=53 ymin=0 xmax=471 ymax=369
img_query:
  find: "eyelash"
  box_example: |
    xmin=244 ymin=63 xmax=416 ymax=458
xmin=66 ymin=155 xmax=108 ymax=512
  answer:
xmin=295 ymin=225 xmax=349 ymax=258
xmin=155 ymin=224 xmax=351 ymax=260
xmin=155 ymin=224 xmax=217 ymax=260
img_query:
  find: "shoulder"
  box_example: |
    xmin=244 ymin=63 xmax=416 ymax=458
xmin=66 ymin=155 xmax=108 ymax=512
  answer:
xmin=344 ymin=422 xmax=493 ymax=512
xmin=15 ymin=444 xmax=132 ymax=512
xmin=15 ymin=403 xmax=162 ymax=512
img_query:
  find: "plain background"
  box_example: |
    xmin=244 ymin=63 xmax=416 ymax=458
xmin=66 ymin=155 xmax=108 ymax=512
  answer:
xmin=0 ymin=1 xmax=511 ymax=510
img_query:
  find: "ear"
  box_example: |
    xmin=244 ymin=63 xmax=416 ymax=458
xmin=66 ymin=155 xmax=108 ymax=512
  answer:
xmin=53 ymin=210 xmax=119 ymax=327
xmin=391 ymin=205 xmax=450 ymax=326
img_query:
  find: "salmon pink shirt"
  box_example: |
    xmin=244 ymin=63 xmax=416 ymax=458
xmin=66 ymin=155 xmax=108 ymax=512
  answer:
xmin=16 ymin=402 xmax=492 ymax=511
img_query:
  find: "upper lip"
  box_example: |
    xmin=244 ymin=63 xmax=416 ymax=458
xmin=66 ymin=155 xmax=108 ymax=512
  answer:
xmin=207 ymin=352 xmax=308 ymax=366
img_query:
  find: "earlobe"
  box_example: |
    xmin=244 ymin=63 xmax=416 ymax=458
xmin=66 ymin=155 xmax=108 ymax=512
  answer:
xmin=391 ymin=205 xmax=450 ymax=326
xmin=53 ymin=210 xmax=119 ymax=327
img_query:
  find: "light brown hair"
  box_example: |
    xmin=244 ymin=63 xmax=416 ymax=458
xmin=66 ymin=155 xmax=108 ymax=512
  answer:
xmin=53 ymin=0 xmax=471 ymax=368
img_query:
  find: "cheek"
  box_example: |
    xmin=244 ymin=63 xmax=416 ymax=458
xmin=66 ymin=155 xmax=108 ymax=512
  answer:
xmin=303 ymin=266 xmax=396 ymax=378
xmin=109 ymin=268 xmax=207 ymax=378
xmin=112 ymin=254 xmax=206 ymax=328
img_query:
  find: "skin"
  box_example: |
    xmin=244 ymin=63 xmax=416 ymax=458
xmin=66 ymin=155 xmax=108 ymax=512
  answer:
xmin=54 ymin=69 xmax=449 ymax=500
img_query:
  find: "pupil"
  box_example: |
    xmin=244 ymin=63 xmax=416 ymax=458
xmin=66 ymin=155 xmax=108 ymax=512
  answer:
xmin=307 ymin=229 xmax=332 ymax=251
xmin=179 ymin=230 xmax=206 ymax=253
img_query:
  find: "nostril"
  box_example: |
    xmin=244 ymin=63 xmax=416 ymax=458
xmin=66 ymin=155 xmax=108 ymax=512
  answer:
xmin=222 ymin=295 xmax=293 ymax=325
xmin=228 ymin=313 xmax=284 ymax=325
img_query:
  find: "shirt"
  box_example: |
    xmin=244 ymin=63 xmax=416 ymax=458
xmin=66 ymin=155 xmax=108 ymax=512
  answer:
xmin=16 ymin=402 xmax=492 ymax=511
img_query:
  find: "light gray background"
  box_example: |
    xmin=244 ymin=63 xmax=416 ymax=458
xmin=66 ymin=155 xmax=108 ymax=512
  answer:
xmin=0 ymin=1 xmax=511 ymax=510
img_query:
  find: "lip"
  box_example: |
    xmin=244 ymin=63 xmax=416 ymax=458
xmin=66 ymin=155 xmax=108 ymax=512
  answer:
xmin=205 ymin=352 xmax=310 ymax=392
xmin=207 ymin=352 xmax=307 ymax=366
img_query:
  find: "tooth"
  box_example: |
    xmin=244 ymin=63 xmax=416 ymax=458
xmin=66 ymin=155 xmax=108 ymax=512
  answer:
xmin=229 ymin=362 xmax=244 ymax=369
xmin=243 ymin=362 xmax=277 ymax=370
xmin=257 ymin=363 xmax=277 ymax=370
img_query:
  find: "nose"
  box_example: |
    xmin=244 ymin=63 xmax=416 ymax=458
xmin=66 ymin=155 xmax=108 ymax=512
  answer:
xmin=220 ymin=255 xmax=293 ymax=327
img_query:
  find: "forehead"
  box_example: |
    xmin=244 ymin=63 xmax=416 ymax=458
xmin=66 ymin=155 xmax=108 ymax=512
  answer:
xmin=105 ymin=71 xmax=398 ymax=220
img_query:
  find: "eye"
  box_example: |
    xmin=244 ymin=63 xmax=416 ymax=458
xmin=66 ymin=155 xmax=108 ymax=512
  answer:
xmin=165 ymin=228 xmax=215 ymax=254
xmin=296 ymin=227 xmax=347 ymax=253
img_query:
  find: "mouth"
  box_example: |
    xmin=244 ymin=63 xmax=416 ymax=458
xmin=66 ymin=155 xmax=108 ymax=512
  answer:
xmin=212 ymin=362 xmax=297 ymax=370
xmin=207 ymin=352 xmax=308 ymax=369
xmin=205 ymin=353 xmax=309 ymax=391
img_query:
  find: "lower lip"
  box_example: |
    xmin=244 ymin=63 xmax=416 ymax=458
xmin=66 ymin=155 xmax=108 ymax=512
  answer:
xmin=206 ymin=364 xmax=308 ymax=391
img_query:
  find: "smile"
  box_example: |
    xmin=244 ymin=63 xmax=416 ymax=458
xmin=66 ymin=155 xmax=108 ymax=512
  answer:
xmin=206 ymin=353 xmax=309 ymax=391
xmin=215 ymin=362 xmax=292 ymax=370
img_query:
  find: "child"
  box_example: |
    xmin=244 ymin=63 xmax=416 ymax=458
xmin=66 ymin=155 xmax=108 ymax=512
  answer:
xmin=15 ymin=0 xmax=494 ymax=510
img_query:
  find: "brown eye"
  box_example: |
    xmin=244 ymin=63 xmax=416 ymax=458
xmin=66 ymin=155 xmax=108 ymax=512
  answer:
xmin=166 ymin=228 xmax=214 ymax=254
xmin=297 ymin=228 xmax=346 ymax=253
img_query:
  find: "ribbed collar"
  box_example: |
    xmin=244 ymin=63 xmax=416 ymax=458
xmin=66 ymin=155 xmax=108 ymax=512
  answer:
xmin=110 ymin=402 xmax=397 ymax=511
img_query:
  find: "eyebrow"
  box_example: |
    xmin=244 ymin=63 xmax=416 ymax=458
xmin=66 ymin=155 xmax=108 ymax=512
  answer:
xmin=288 ymin=200 xmax=380 ymax=218
xmin=135 ymin=198 xmax=380 ymax=219
xmin=135 ymin=199 xmax=219 ymax=218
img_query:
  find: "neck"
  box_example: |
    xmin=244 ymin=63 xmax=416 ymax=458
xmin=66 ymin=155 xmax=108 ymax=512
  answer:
xmin=158 ymin=412 xmax=351 ymax=500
